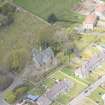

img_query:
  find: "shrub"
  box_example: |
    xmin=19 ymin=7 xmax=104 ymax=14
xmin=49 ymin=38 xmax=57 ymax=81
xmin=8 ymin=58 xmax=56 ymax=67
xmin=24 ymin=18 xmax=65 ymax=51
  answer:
xmin=4 ymin=90 xmax=16 ymax=104
xmin=47 ymin=13 xmax=58 ymax=24
xmin=14 ymin=86 xmax=28 ymax=97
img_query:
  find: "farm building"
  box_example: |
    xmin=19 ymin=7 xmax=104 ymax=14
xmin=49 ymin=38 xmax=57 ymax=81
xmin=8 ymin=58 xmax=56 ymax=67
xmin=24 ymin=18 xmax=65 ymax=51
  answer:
xmin=83 ymin=14 xmax=97 ymax=30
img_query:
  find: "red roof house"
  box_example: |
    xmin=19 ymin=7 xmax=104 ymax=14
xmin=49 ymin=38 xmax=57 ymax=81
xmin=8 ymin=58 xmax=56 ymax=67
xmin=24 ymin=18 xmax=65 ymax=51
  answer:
xmin=83 ymin=14 xmax=97 ymax=30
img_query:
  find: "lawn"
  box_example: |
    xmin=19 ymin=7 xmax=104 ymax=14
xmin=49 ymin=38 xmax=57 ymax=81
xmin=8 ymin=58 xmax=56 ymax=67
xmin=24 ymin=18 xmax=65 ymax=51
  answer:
xmin=89 ymin=87 xmax=105 ymax=105
xmin=79 ymin=97 xmax=99 ymax=105
xmin=75 ymin=35 xmax=98 ymax=51
xmin=15 ymin=0 xmax=84 ymax=24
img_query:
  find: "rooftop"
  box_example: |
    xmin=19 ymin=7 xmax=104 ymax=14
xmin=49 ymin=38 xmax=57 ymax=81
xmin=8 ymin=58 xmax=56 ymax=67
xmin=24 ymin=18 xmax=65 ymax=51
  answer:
xmin=83 ymin=13 xmax=97 ymax=24
xmin=95 ymin=3 xmax=105 ymax=13
xmin=32 ymin=47 xmax=54 ymax=65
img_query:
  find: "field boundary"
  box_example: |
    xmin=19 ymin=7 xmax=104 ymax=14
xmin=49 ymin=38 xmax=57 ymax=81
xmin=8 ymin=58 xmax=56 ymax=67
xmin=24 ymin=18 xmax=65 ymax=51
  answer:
xmin=13 ymin=3 xmax=51 ymax=26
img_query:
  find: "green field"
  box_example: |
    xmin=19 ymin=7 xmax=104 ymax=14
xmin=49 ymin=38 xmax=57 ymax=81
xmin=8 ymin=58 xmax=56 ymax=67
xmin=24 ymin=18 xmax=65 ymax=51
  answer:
xmin=15 ymin=0 xmax=84 ymax=23
xmin=0 ymin=9 xmax=49 ymax=66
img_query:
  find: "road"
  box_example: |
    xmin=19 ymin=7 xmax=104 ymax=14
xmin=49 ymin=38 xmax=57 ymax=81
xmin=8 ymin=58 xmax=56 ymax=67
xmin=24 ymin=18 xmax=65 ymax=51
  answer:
xmin=68 ymin=75 xmax=105 ymax=105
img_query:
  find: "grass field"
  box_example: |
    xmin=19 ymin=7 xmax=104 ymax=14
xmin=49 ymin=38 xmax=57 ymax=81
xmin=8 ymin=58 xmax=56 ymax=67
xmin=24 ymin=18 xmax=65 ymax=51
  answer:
xmin=89 ymin=87 xmax=105 ymax=105
xmin=15 ymin=0 xmax=84 ymax=24
xmin=0 ymin=9 xmax=49 ymax=66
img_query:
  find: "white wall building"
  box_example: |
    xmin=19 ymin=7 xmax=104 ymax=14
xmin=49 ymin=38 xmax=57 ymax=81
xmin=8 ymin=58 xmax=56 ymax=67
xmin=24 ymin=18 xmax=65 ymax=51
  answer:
xmin=83 ymin=14 xmax=97 ymax=30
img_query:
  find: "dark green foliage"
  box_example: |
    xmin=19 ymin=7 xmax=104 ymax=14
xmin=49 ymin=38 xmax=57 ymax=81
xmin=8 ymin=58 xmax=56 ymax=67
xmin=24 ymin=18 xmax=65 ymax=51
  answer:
xmin=8 ymin=48 xmax=28 ymax=72
xmin=47 ymin=13 xmax=58 ymax=24
xmin=0 ymin=2 xmax=16 ymax=27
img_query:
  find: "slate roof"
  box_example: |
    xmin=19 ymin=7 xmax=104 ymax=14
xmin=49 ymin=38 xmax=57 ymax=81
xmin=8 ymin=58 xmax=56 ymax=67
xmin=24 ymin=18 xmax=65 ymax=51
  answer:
xmin=32 ymin=47 xmax=54 ymax=65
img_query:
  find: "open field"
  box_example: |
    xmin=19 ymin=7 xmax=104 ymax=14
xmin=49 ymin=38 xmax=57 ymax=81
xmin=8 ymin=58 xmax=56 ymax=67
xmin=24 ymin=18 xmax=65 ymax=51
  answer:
xmin=15 ymin=0 xmax=84 ymax=24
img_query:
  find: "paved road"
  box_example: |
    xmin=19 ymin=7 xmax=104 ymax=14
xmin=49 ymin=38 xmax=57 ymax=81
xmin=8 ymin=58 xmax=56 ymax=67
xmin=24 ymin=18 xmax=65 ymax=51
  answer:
xmin=68 ymin=75 xmax=105 ymax=105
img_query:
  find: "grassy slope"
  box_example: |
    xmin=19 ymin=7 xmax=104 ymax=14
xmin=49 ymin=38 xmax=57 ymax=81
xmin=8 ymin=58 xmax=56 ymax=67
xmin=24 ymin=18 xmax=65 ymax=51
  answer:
xmin=15 ymin=0 xmax=84 ymax=23
xmin=0 ymin=10 xmax=48 ymax=66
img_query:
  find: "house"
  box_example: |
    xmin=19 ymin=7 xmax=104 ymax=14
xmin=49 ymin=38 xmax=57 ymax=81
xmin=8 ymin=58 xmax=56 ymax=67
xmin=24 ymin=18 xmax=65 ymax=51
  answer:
xmin=32 ymin=47 xmax=55 ymax=68
xmin=46 ymin=79 xmax=72 ymax=100
xmin=95 ymin=3 xmax=105 ymax=20
xmin=83 ymin=13 xmax=97 ymax=30
xmin=75 ymin=48 xmax=105 ymax=79
xmin=36 ymin=79 xmax=73 ymax=105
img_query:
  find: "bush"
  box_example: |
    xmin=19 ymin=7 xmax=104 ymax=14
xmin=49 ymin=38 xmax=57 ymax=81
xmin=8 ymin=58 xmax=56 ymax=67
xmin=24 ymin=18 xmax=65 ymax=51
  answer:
xmin=4 ymin=90 xmax=16 ymax=104
xmin=4 ymin=85 xmax=29 ymax=103
xmin=8 ymin=48 xmax=28 ymax=72
xmin=47 ymin=13 xmax=58 ymax=24
xmin=0 ymin=2 xmax=16 ymax=27
xmin=14 ymin=86 xmax=29 ymax=97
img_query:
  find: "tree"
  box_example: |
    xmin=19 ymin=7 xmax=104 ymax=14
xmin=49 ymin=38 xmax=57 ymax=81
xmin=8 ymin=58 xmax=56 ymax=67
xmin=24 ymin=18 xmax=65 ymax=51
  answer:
xmin=8 ymin=48 xmax=28 ymax=72
xmin=36 ymin=26 xmax=62 ymax=54
xmin=47 ymin=13 xmax=58 ymax=24
xmin=0 ymin=2 xmax=16 ymax=27
xmin=0 ymin=2 xmax=16 ymax=16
